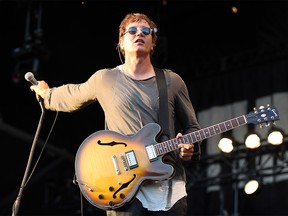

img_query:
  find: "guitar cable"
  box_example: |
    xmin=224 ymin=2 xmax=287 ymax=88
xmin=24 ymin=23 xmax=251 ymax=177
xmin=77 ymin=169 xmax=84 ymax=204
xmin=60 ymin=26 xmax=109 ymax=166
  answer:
xmin=73 ymin=174 xmax=84 ymax=215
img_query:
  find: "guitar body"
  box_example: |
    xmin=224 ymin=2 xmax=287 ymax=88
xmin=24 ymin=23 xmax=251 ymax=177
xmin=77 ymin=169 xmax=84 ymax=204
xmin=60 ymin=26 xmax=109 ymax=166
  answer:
xmin=75 ymin=123 xmax=174 ymax=210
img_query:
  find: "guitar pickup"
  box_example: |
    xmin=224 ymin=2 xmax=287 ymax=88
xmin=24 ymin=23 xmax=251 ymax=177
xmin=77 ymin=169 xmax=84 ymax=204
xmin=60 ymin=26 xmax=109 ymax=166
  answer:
xmin=145 ymin=145 xmax=158 ymax=162
xmin=125 ymin=150 xmax=138 ymax=169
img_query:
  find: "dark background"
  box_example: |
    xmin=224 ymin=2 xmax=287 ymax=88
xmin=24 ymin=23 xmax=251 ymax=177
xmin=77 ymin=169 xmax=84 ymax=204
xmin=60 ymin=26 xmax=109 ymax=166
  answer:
xmin=1 ymin=0 xmax=288 ymax=215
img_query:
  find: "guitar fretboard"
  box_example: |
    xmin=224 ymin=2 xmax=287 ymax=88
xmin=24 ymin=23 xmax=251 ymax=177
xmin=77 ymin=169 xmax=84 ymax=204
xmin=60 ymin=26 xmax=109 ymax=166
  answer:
xmin=153 ymin=115 xmax=247 ymax=156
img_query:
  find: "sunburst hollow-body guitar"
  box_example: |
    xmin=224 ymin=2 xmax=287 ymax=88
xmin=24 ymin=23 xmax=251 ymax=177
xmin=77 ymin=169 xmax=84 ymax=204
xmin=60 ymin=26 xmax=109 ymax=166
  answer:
xmin=74 ymin=105 xmax=279 ymax=210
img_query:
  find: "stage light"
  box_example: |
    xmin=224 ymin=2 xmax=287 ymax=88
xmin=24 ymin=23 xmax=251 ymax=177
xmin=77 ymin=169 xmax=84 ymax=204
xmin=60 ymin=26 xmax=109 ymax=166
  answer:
xmin=267 ymin=128 xmax=284 ymax=145
xmin=245 ymin=133 xmax=261 ymax=149
xmin=244 ymin=179 xmax=261 ymax=195
xmin=218 ymin=137 xmax=234 ymax=153
xmin=231 ymin=6 xmax=238 ymax=14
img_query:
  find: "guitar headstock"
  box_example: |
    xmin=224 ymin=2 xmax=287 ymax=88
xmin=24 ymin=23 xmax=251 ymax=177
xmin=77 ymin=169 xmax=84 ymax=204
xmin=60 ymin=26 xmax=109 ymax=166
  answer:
xmin=245 ymin=105 xmax=280 ymax=127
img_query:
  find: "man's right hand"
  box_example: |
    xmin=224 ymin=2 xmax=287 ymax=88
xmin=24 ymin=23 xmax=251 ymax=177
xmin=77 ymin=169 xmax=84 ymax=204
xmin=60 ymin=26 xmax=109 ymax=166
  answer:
xmin=30 ymin=80 xmax=50 ymax=99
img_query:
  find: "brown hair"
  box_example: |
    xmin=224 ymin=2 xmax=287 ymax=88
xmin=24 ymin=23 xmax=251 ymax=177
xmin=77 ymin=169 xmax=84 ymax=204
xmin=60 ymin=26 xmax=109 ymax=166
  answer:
xmin=118 ymin=13 xmax=158 ymax=56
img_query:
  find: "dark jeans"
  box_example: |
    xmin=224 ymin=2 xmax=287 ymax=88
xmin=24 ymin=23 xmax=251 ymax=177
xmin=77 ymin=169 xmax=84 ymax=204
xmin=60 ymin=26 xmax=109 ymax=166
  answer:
xmin=106 ymin=196 xmax=187 ymax=216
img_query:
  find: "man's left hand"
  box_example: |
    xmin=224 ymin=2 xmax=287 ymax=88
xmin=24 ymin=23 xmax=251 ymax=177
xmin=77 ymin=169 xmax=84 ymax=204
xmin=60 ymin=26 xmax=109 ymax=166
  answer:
xmin=177 ymin=133 xmax=194 ymax=161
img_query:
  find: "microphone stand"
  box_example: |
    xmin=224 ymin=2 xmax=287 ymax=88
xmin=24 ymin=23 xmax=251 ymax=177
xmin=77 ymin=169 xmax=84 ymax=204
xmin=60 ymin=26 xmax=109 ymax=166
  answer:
xmin=12 ymin=95 xmax=46 ymax=216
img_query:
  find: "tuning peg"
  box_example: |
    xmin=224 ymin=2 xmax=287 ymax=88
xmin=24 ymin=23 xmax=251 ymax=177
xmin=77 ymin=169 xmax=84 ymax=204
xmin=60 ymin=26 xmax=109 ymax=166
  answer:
xmin=259 ymin=123 xmax=263 ymax=129
xmin=265 ymin=122 xmax=270 ymax=127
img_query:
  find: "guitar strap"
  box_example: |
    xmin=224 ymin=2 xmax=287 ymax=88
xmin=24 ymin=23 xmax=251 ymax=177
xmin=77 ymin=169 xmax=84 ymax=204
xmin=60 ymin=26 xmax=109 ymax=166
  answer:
xmin=154 ymin=67 xmax=173 ymax=208
xmin=154 ymin=67 xmax=170 ymax=141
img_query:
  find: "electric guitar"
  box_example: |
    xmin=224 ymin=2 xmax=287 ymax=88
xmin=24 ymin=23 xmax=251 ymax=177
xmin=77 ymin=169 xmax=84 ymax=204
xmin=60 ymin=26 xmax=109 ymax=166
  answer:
xmin=74 ymin=105 xmax=279 ymax=210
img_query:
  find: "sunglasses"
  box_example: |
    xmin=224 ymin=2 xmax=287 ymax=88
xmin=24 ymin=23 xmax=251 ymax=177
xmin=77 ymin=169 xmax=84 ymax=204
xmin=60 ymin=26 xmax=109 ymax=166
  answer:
xmin=124 ymin=26 xmax=157 ymax=36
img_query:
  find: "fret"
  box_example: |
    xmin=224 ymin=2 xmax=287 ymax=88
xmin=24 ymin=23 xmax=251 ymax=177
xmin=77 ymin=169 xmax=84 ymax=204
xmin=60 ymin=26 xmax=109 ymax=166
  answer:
xmin=171 ymin=139 xmax=178 ymax=150
xmin=172 ymin=140 xmax=177 ymax=150
xmin=161 ymin=144 xmax=165 ymax=153
xmin=208 ymin=126 xmax=216 ymax=136
xmin=187 ymin=134 xmax=194 ymax=144
xmin=214 ymin=125 xmax=221 ymax=134
xmin=183 ymin=136 xmax=190 ymax=144
xmin=191 ymin=133 xmax=197 ymax=143
xmin=160 ymin=144 xmax=166 ymax=153
xmin=219 ymin=122 xmax=226 ymax=132
xmin=167 ymin=142 xmax=173 ymax=151
xmin=179 ymin=137 xmax=185 ymax=144
xmin=231 ymin=118 xmax=239 ymax=127
xmin=162 ymin=142 xmax=168 ymax=153
xmin=194 ymin=131 xmax=201 ymax=142
xmin=237 ymin=116 xmax=246 ymax=125
xmin=156 ymin=144 xmax=163 ymax=154
xmin=167 ymin=140 xmax=173 ymax=151
xmin=154 ymin=144 xmax=160 ymax=155
xmin=204 ymin=128 xmax=210 ymax=138
xmin=224 ymin=120 xmax=233 ymax=130
xmin=199 ymin=130 xmax=206 ymax=139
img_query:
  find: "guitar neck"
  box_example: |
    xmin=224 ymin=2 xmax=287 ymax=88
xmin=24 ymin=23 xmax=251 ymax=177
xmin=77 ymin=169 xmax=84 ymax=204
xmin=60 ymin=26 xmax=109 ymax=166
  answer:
xmin=154 ymin=115 xmax=247 ymax=156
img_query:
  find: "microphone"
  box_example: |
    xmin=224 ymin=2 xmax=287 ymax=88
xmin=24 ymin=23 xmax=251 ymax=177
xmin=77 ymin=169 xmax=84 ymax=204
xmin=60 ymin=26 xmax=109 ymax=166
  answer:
xmin=24 ymin=72 xmax=44 ymax=105
xmin=24 ymin=72 xmax=38 ymax=85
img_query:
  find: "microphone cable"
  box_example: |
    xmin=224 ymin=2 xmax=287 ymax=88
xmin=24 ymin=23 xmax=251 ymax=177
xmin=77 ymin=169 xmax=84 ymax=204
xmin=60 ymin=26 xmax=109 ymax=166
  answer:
xmin=23 ymin=111 xmax=59 ymax=186
xmin=12 ymin=107 xmax=59 ymax=216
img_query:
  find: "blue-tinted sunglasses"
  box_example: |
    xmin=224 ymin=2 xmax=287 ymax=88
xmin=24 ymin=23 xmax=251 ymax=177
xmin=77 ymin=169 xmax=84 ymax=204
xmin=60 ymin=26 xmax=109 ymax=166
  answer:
xmin=125 ymin=26 xmax=157 ymax=36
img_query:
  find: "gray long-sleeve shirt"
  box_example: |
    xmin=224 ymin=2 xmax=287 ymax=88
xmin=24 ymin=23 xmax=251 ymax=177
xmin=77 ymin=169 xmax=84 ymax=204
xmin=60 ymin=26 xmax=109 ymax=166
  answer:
xmin=44 ymin=66 xmax=200 ymax=139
